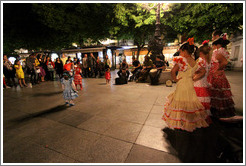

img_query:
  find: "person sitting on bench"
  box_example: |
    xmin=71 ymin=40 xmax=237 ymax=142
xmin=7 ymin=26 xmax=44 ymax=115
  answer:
xmin=137 ymin=55 xmax=153 ymax=82
xmin=149 ymin=56 xmax=165 ymax=85
xmin=129 ymin=56 xmax=142 ymax=81
xmin=117 ymin=59 xmax=130 ymax=80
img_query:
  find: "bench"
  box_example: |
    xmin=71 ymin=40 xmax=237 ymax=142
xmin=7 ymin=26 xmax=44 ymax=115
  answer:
xmin=146 ymin=70 xmax=173 ymax=85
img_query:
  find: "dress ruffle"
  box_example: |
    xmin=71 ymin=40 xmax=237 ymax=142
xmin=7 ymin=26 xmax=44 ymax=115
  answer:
xmin=163 ymin=95 xmax=209 ymax=132
xmin=208 ymin=52 xmax=236 ymax=118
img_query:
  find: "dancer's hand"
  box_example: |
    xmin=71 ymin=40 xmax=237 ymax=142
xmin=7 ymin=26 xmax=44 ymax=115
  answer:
xmin=174 ymin=77 xmax=182 ymax=82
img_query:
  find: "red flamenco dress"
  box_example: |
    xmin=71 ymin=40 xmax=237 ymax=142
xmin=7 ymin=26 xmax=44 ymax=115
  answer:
xmin=207 ymin=47 xmax=235 ymax=118
xmin=74 ymin=67 xmax=82 ymax=86
xmin=162 ymin=56 xmax=209 ymax=132
xmin=105 ymin=71 xmax=111 ymax=80
xmin=194 ymin=57 xmax=211 ymax=116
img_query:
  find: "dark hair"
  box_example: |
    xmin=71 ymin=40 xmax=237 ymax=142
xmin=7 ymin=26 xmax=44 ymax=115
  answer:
xmin=14 ymin=59 xmax=19 ymax=65
xmin=173 ymin=51 xmax=180 ymax=57
xmin=198 ymin=43 xmax=212 ymax=63
xmin=213 ymin=30 xmax=223 ymax=37
xmin=180 ymin=42 xmax=199 ymax=60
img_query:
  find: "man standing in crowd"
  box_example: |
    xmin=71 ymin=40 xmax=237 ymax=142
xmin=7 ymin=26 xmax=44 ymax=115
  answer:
xmin=82 ymin=54 xmax=89 ymax=78
xmin=26 ymin=54 xmax=38 ymax=85
xmin=3 ymin=54 xmax=16 ymax=87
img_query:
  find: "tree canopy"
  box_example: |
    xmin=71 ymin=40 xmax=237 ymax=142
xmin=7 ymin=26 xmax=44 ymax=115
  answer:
xmin=3 ymin=3 xmax=243 ymax=54
xmin=162 ymin=3 xmax=243 ymax=43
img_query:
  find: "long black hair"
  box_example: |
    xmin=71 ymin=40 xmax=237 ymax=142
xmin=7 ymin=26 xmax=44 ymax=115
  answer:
xmin=180 ymin=42 xmax=199 ymax=60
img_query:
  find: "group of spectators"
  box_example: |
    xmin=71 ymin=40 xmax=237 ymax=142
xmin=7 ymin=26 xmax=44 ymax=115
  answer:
xmin=81 ymin=53 xmax=111 ymax=78
xmin=117 ymin=55 xmax=169 ymax=85
xmin=3 ymin=52 xmax=113 ymax=88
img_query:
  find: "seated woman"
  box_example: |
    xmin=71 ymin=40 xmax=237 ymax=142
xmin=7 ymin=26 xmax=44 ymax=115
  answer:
xmin=137 ymin=55 xmax=153 ymax=82
xmin=117 ymin=59 xmax=130 ymax=80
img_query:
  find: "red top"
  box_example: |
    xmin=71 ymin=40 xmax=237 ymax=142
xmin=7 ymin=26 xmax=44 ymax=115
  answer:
xmin=105 ymin=71 xmax=111 ymax=80
xmin=46 ymin=61 xmax=55 ymax=68
xmin=64 ymin=63 xmax=72 ymax=71
xmin=75 ymin=66 xmax=81 ymax=74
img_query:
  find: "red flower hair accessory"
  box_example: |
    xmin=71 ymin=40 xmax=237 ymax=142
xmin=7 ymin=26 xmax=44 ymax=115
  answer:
xmin=202 ymin=40 xmax=209 ymax=45
xmin=223 ymin=33 xmax=227 ymax=40
xmin=187 ymin=37 xmax=194 ymax=45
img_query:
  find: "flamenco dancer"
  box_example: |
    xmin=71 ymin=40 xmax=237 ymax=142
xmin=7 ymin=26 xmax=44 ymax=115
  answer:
xmin=207 ymin=30 xmax=236 ymax=119
xmin=162 ymin=38 xmax=210 ymax=132
xmin=193 ymin=40 xmax=212 ymax=120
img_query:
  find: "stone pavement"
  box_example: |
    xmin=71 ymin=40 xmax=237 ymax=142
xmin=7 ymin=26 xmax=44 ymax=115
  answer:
xmin=2 ymin=70 xmax=243 ymax=163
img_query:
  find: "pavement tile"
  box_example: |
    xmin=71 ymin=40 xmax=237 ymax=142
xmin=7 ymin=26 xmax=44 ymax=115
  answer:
xmin=118 ymin=110 xmax=149 ymax=124
xmin=145 ymin=113 xmax=168 ymax=128
xmin=136 ymin=125 xmax=177 ymax=155
xmin=118 ymin=102 xmax=153 ymax=113
xmin=77 ymin=116 xmax=116 ymax=134
xmin=104 ymin=120 xmax=143 ymax=143
xmin=150 ymin=105 xmax=164 ymax=115
xmin=58 ymin=110 xmax=93 ymax=127
xmin=88 ymin=136 xmax=133 ymax=163
xmin=3 ymin=138 xmax=75 ymax=163
xmin=45 ymin=128 xmax=101 ymax=162
xmin=125 ymin=144 xmax=181 ymax=163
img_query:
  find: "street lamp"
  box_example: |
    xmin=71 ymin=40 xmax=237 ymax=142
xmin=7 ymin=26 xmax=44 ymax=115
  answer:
xmin=144 ymin=3 xmax=169 ymax=62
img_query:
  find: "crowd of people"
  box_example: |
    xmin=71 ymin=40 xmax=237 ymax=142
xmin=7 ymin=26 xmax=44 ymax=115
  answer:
xmin=3 ymin=29 xmax=241 ymax=122
xmin=3 ymin=52 xmax=113 ymax=88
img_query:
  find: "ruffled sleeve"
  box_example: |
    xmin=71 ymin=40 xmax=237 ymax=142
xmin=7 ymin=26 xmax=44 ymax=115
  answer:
xmin=214 ymin=48 xmax=230 ymax=60
xmin=172 ymin=56 xmax=188 ymax=72
xmin=196 ymin=57 xmax=206 ymax=71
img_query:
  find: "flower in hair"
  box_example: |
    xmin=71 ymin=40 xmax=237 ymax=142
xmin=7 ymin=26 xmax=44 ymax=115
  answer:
xmin=223 ymin=33 xmax=227 ymax=40
xmin=187 ymin=37 xmax=194 ymax=45
xmin=202 ymin=40 xmax=209 ymax=45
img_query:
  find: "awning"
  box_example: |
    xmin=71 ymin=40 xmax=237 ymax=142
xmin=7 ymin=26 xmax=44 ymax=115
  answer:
xmin=62 ymin=47 xmax=106 ymax=53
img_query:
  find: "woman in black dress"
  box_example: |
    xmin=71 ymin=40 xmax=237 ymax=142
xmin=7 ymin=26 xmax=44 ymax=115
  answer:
xmin=55 ymin=58 xmax=64 ymax=79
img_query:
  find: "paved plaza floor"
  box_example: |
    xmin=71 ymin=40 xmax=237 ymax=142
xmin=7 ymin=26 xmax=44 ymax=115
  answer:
xmin=2 ymin=70 xmax=243 ymax=163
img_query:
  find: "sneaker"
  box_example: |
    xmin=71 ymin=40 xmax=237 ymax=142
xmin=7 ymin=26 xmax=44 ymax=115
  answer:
xmin=69 ymin=103 xmax=75 ymax=106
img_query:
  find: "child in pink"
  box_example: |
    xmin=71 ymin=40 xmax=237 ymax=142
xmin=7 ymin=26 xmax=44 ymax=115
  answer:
xmin=105 ymin=68 xmax=111 ymax=84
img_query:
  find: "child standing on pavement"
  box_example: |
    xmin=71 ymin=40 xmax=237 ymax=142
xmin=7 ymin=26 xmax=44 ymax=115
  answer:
xmin=61 ymin=72 xmax=78 ymax=106
xmin=105 ymin=68 xmax=111 ymax=84
xmin=14 ymin=59 xmax=27 ymax=87
xmin=74 ymin=64 xmax=83 ymax=90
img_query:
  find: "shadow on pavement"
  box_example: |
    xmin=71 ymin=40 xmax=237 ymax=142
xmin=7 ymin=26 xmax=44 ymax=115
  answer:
xmin=32 ymin=91 xmax=63 ymax=97
xmin=162 ymin=119 xmax=243 ymax=163
xmin=11 ymin=104 xmax=68 ymax=123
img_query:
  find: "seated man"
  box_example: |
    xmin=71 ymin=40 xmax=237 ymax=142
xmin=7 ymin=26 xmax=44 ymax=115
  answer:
xmin=117 ymin=59 xmax=130 ymax=80
xmin=149 ymin=56 xmax=165 ymax=85
xmin=137 ymin=55 xmax=153 ymax=82
xmin=129 ymin=56 xmax=142 ymax=81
